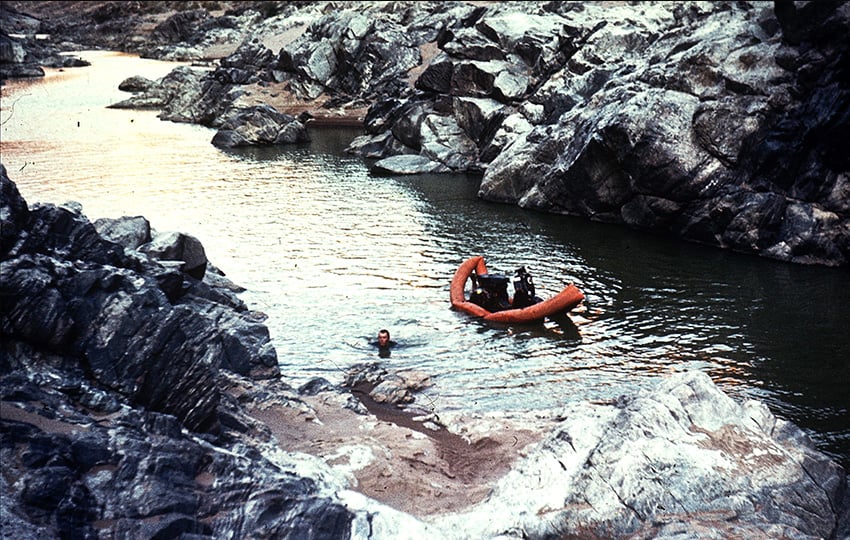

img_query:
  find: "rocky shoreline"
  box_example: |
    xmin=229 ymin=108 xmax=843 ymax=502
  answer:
xmin=2 ymin=1 xmax=850 ymax=538
xmin=2 ymin=164 xmax=850 ymax=537
xmin=2 ymin=1 xmax=848 ymax=265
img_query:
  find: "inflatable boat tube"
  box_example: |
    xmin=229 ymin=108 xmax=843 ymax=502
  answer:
xmin=450 ymin=256 xmax=584 ymax=324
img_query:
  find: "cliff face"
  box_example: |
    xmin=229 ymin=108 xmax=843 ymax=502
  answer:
xmin=473 ymin=2 xmax=850 ymax=267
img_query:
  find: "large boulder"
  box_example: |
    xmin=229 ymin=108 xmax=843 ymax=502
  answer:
xmin=439 ymin=370 xmax=849 ymax=539
xmin=215 ymin=39 xmax=276 ymax=84
xmin=111 ymin=65 xmax=249 ymax=134
xmin=211 ymin=104 xmax=309 ymax=147
xmin=0 ymin=167 xmax=279 ymax=431
xmin=93 ymin=215 xmax=151 ymax=251
xmin=346 ymin=130 xmax=414 ymax=159
xmin=448 ymin=59 xmax=530 ymax=102
xmin=110 ymin=66 xmax=237 ymax=130
xmin=420 ymin=114 xmax=479 ymax=170
xmin=138 ymin=230 xmax=208 ymax=279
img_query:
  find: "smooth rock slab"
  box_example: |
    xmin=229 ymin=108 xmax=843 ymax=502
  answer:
xmin=372 ymin=154 xmax=451 ymax=175
xmin=437 ymin=370 xmax=846 ymax=539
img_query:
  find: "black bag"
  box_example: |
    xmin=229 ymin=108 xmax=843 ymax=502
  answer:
xmin=470 ymin=273 xmax=511 ymax=312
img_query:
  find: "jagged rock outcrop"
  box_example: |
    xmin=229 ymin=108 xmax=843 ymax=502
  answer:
xmin=344 ymin=362 xmax=433 ymax=408
xmin=267 ymin=1 xmax=828 ymax=265
xmin=0 ymin=5 xmax=89 ymax=82
xmin=0 ymin=165 xmax=277 ymax=429
xmin=347 ymin=2 xmax=587 ymax=173
xmin=211 ymin=104 xmax=309 ymax=147
xmin=109 ymin=65 xmax=237 ymax=127
xmin=0 ymin=339 xmax=434 ymax=539
xmin=441 ymin=370 xmax=849 ymax=539
xmin=348 ymin=1 xmax=850 ymax=265
xmin=474 ymin=1 xmax=850 ymax=266
xmin=274 ymin=2 xmax=496 ymax=103
xmin=110 ymin=45 xmax=312 ymax=145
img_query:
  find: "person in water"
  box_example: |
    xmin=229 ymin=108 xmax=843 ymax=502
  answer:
xmin=376 ymin=328 xmax=396 ymax=358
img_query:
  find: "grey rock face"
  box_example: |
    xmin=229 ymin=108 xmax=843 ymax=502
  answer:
xmin=139 ymin=230 xmax=207 ymax=279
xmin=334 ymin=1 xmax=850 ymax=265
xmin=94 ymin=215 xmax=151 ymax=251
xmin=372 ymin=154 xmax=451 ymax=175
xmin=0 ymin=165 xmax=277 ymax=430
xmin=473 ymin=2 xmax=850 ymax=266
xmin=438 ymin=370 xmax=848 ymax=539
xmin=275 ymin=3 xmax=458 ymax=102
xmin=0 ymin=342 xmax=360 ymax=540
xmin=211 ymin=104 xmax=309 ymax=147
xmin=420 ymin=114 xmax=478 ymax=170
xmin=344 ymin=363 xmax=433 ymax=407
xmin=0 ymin=13 xmax=89 ymax=82
xmin=347 ymin=130 xmax=414 ymax=159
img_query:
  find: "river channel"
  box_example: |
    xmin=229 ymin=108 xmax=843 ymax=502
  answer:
xmin=2 ymin=51 xmax=848 ymax=469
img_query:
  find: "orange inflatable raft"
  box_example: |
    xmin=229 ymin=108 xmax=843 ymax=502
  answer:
xmin=450 ymin=256 xmax=585 ymax=324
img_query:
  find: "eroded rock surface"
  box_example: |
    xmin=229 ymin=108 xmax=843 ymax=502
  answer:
xmin=440 ymin=371 xmax=849 ymax=539
xmin=474 ymin=2 xmax=850 ymax=267
xmin=211 ymin=103 xmax=309 ymax=147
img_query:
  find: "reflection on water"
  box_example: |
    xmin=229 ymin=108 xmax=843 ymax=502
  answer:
xmin=2 ymin=52 xmax=849 ymax=469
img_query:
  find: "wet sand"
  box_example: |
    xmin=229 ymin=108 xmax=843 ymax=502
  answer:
xmin=245 ymin=381 xmax=545 ymax=517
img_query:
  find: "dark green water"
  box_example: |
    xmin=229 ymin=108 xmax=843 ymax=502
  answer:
xmin=2 ymin=52 xmax=848 ymax=469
